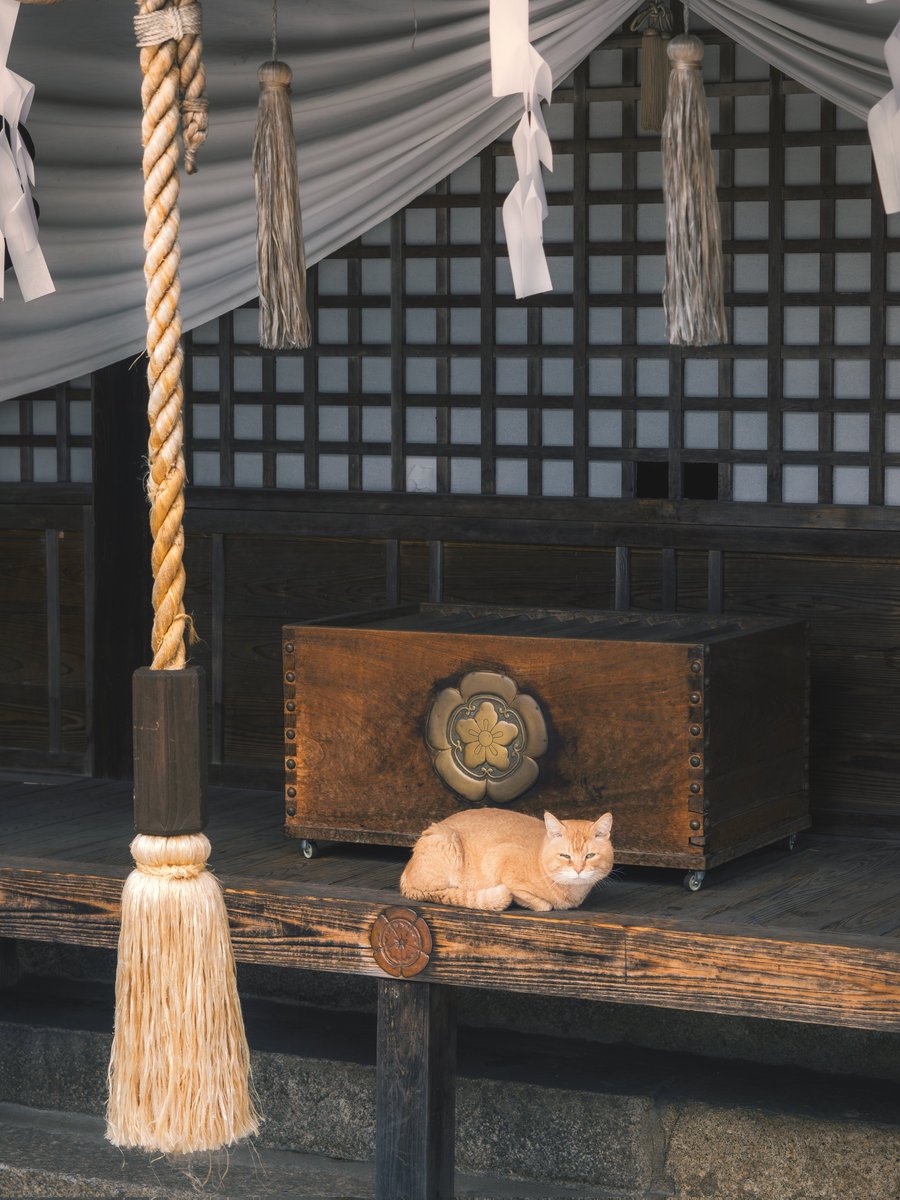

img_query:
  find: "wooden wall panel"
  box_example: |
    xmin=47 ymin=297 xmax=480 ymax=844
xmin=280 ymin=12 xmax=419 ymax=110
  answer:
xmin=182 ymin=532 xmax=215 ymax=757
xmin=629 ymin=550 xmax=710 ymax=613
xmin=724 ymin=552 xmax=900 ymax=835
xmin=399 ymin=542 xmax=430 ymax=605
xmin=0 ymin=529 xmax=86 ymax=760
xmin=59 ymin=530 xmax=86 ymax=754
xmin=440 ymin=543 xmax=617 ymax=610
xmin=216 ymin=536 xmax=390 ymax=778
xmin=223 ymin=536 xmax=389 ymax=619
xmin=0 ymin=532 xmax=48 ymax=751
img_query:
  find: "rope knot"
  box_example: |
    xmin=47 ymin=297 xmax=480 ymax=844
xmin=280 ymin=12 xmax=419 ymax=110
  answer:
xmin=667 ymin=33 xmax=704 ymax=69
xmin=134 ymin=3 xmax=201 ymax=48
xmin=630 ymin=3 xmax=673 ymax=36
xmin=136 ymin=861 xmax=206 ymax=880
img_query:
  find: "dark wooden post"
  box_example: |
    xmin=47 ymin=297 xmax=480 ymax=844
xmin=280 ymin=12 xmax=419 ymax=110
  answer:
xmin=0 ymin=938 xmax=20 ymax=990
xmin=375 ymin=980 xmax=456 ymax=1200
xmin=132 ymin=666 xmax=208 ymax=834
xmin=90 ymin=359 xmax=153 ymax=778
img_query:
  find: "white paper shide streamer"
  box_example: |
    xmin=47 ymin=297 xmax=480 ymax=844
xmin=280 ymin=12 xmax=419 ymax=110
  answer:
xmin=0 ymin=0 xmax=53 ymax=303
xmin=869 ymin=17 xmax=900 ymax=213
xmin=490 ymin=0 xmax=553 ymax=299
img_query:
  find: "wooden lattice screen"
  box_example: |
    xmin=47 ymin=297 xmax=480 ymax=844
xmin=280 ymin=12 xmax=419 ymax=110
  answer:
xmin=179 ymin=29 xmax=896 ymax=513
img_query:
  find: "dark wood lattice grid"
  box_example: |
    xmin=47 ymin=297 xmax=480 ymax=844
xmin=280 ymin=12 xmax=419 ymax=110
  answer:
xmin=0 ymin=379 xmax=92 ymax=485
xmin=172 ymin=26 xmax=900 ymax=508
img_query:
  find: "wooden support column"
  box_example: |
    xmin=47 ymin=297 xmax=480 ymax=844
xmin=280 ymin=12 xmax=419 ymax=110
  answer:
xmin=90 ymin=359 xmax=153 ymax=778
xmin=375 ymin=980 xmax=456 ymax=1200
xmin=0 ymin=938 xmax=20 ymax=990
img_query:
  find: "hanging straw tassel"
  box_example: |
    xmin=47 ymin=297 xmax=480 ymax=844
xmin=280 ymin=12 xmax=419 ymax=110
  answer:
xmin=107 ymin=668 xmax=259 ymax=1153
xmin=107 ymin=833 xmax=258 ymax=1153
xmin=661 ymin=33 xmax=727 ymax=347
xmin=631 ymin=3 xmax=673 ymax=133
xmin=253 ymin=60 xmax=311 ymax=349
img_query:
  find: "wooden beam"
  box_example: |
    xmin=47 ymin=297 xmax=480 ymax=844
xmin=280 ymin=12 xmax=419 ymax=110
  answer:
xmin=1 ymin=863 xmax=899 ymax=1031
xmin=376 ymin=980 xmax=456 ymax=1200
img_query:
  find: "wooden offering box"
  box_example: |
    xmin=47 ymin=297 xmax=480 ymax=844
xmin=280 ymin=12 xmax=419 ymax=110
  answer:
xmin=283 ymin=605 xmax=809 ymax=880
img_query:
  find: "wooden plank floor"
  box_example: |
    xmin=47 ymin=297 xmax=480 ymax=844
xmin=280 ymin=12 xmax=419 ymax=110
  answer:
xmin=1 ymin=773 xmax=899 ymax=1031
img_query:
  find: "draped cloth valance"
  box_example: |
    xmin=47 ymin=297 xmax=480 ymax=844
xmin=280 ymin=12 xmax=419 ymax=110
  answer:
xmin=0 ymin=0 xmax=894 ymax=401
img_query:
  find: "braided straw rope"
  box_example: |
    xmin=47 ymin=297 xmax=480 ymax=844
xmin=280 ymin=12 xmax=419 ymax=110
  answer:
xmin=138 ymin=0 xmax=206 ymax=669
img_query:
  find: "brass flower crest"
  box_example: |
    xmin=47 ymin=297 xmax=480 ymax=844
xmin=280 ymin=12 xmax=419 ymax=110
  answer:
xmin=425 ymin=670 xmax=548 ymax=803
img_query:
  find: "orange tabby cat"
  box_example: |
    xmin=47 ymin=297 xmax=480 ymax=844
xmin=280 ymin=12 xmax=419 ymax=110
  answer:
xmin=400 ymin=808 xmax=614 ymax=911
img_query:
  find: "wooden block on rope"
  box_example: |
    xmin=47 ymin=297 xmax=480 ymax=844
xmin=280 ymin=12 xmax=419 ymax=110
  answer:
xmin=132 ymin=666 xmax=208 ymax=836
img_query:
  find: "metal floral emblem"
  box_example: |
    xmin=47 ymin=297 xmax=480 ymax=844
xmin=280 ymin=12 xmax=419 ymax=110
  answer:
xmin=425 ymin=670 xmax=548 ymax=803
xmin=369 ymin=906 xmax=433 ymax=978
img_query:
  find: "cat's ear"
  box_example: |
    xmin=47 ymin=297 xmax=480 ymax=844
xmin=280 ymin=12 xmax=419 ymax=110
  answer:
xmin=591 ymin=812 xmax=613 ymax=840
xmin=544 ymin=812 xmax=565 ymax=839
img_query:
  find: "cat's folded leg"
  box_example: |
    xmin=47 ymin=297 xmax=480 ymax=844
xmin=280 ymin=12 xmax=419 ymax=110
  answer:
xmin=509 ymin=888 xmax=554 ymax=912
xmin=474 ymin=884 xmax=512 ymax=910
xmin=417 ymin=884 xmax=512 ymax=909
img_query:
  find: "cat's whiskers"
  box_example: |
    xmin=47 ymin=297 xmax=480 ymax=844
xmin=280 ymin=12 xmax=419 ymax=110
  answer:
xmin=590 ymin=870 xmax=622 ymax=891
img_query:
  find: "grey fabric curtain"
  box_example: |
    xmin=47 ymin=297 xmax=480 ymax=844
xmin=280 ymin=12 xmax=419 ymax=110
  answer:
xmin=692 ymin=0 xmax=891 ymax=119
xmin=0 ymin=0 xmax=895 ymax=402
xmin=0 ymin=0 xmax=639 ymax=401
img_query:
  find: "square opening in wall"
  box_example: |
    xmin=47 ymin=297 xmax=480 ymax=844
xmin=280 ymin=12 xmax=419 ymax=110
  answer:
xmin=682 ymin=462 xmax=719 ymax=500
xmin=635 ymin=461 xmax=668 ymax=499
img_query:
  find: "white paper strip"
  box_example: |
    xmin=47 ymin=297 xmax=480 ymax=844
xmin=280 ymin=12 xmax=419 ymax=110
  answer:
xmin=0 ymin=0 xmax=54 ymax=303
xmin=490 ymin=0 xmax=553 ymax=299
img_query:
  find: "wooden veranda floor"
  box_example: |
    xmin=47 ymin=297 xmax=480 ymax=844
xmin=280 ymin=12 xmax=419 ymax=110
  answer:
xmin=0 ymin=773 xmax=898 ymax=1031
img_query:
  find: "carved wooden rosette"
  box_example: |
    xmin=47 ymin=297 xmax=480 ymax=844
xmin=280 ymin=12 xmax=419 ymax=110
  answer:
xmin=370 ymin=906 xmax=433 ymax=978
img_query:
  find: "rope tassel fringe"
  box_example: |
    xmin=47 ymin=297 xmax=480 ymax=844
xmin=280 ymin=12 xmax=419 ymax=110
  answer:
xmin=107 ymin=835 xmax=259 ymax=1153
xmin=661 ymin=33 xmax=727 ymax=347
xmin=253 ymin=60 xmax=311 ymax=349
xmin=631 ymin=2 xmax=673 ymax=133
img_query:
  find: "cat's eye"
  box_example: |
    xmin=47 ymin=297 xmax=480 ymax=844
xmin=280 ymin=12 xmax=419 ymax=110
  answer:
xmin=585 ymin=852 xmax=596 ymax=860
xmin=559 ymin=852 xmax=571 ymax=860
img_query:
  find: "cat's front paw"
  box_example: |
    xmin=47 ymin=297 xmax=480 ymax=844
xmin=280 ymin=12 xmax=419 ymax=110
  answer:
xmin=482 ymin=884 xmax=512 ymax=910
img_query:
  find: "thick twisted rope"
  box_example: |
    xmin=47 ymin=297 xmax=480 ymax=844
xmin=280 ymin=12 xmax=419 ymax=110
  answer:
xmin=137 ymin=0 xmax=206 ymax=669
xmin=175 ymin=0 xmax=208 ymax=174
xmin=134 ymin=0 xmax=208 ymax=174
